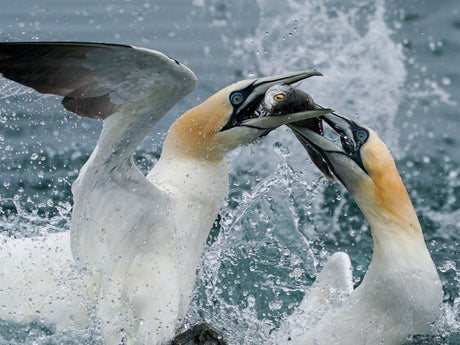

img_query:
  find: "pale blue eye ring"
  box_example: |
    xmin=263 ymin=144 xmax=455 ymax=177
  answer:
xmin=355 ymin=129 xmax=368 ymax=142
xmin=230 ymin=92 xmax=244 ymax=105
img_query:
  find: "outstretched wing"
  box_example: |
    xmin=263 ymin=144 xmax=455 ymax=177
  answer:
xmin=299 ymin=252 xmax=353 ymax=314
xmin=284 ymin=252 xmax=353 ymax=341
xmin=0 ymin=42 xmax=197 ymax=119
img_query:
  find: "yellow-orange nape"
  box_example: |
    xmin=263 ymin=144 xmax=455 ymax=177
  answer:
xmin=163 ymin=83 xmax=237 ymax=161
xmin=353 ymin=130 xmax=422 ymax=233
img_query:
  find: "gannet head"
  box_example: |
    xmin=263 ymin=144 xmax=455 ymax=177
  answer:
xmin=163 ymin=71 xmax=332 ymax=161
xmin=290 ymin=113 xmax=417 ymax=228
xmin=291 ymin=114 xmax=443 ymax=343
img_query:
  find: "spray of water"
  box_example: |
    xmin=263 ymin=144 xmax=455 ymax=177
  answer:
xmin=0 ymin=0 xmax=457 ymax=343
xmin=192 ymin=0 xmax=459 ymax=343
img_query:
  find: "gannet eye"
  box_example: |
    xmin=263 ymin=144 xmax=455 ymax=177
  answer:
xmin=273 ymin=93 xmax=286 ymax=102
xmin=355 ymin=129 xmax=368 ymax=143
xmin=230 ymin=92 xmax=244 ymax=106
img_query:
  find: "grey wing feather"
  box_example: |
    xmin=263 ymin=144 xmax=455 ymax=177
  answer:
xmin=301 ymin=252 xmax=353 ymax=313
xmin=0 ymin=42 xmax=197 ymax=119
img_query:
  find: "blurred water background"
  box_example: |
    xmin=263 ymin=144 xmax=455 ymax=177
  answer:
xmin=0 ymin=0 xmax=459 ymax=344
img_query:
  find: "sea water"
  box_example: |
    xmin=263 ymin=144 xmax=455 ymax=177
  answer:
xmin=0 ymin=0 xmax=459 ymax=344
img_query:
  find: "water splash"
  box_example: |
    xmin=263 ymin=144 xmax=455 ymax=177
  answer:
xmin=0 ymin=81 xmax=36 ymax=100
xmin=194 ymin=0 xmax=459 ymax=343
xmin=0 ymin=320 xmax=101 ymax=345
xmin=0 ymin=197 xmax=72 ymax=237
xmin=224 ymin=0 xmax=407 ymax=187
xmin=191 ymin=155 xmax=324 ymax=344
xmin=0 ymin=0 xmax=457 ymax=344
xmin=247 ymin=0 xmax=405 ymax=133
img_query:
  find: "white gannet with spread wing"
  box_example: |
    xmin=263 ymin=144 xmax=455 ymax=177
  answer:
xmin=282 ymin=113 xmax=444 ymax=344
xmin=0 ymin=42 xmax=331 ymax=345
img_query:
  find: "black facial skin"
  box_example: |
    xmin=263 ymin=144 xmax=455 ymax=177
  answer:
xmin=220 ymin=81 xmax=263 ymax=131
xmin=221 ymin=82 xmax=334 ymax=178
xmin=322 ymin=115 xmax=369 ymax=174
xmin=222 ymin=82 xmax=318 ymax=131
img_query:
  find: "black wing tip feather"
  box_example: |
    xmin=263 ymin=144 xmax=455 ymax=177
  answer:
xmin=62 ymin=94 xmax=120 ymax=119
xmin=0 ymin=41 xmax=133 ymax=49
xmin=0 ymin=41 xmax=134 ymax=62
xmin=0 ymin=42 xmax=131 ymax=119
xmin=0 ymin=41 xmax=195 ymax=119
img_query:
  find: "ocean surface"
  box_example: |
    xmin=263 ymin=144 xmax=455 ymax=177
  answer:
xmin=0 ymin=0 xmax=459 ymax=344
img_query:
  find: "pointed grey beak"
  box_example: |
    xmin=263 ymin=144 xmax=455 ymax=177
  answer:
xmin=290 ymin=112 xmax=370 ymax=184
xmin=289 ymin=115 xmax=344 ymax=158
xmin=291 ymin=111 xmax=374 ymax=157
xmin=243 ymin=108 xmax=332 ymax=129
xmin=222 ymin=70 xmax=332 ymax=132
xmin=254 ymin=70 xmax=323 ymax=88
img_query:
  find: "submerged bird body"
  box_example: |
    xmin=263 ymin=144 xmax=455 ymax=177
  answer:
xmin=286 ymin=115 xmax=443 ymax=344
xmin=0 ymin=42 xmax=331 ymax=344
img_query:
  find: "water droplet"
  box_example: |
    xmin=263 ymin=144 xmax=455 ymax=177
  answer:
xmin=269 ymin=300 xmax=283 ymax=311
xmin=441 ymin=77 xmax=451 ymax=86
xmin=259 ymin=212 xmax=270 ymax=222
xmin=247 ymin=295 xmax=256 ymax=306
xmin=439 ymin=261 xmax=456 ymax=273
xmin=289 ymin=267 xmax=304 ymax=279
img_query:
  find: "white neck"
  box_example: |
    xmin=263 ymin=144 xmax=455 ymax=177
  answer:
xmin=293 ymin=188 xmax=443 ymax=345
xmin=351 ymin=178 xmax=432 ymax=273
xmin=147 ymin=154 xmax=229 ymax=263
xmin=349 ymin=185 xmax=442 ymax=338
xmin=360 ymin=211 xmax=436 ymax=288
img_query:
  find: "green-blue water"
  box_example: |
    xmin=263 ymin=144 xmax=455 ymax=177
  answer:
xmin=0 ymin=0 xmax=459 ymax=344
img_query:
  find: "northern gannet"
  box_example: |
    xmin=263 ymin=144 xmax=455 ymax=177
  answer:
xmin=282 ymin=113 xmax=444 ymax=344
xmin=0 ymin=42 xmax=331 ymax=345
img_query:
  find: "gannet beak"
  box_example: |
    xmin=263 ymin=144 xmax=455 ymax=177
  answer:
xmin=220 ymin=70 xmax=333 ymax=133
xmin=290 ymin=112 xmax=371 ymax=186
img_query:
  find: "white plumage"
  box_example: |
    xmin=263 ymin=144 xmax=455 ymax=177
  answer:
xmin=0 ymin=42 xmax=329 ymax=345
xmin=283 ymin=114 xmax=443 ymax=344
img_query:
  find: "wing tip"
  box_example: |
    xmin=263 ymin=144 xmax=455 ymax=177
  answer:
xmin=130 ymin=44 xmax=197 ymax=93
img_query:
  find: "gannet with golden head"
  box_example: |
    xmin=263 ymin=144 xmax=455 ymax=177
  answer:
xmin=0 ymin=42 xmax=331 ymax=345
xmin=283 ymin=113 xmax=444 ymax=344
